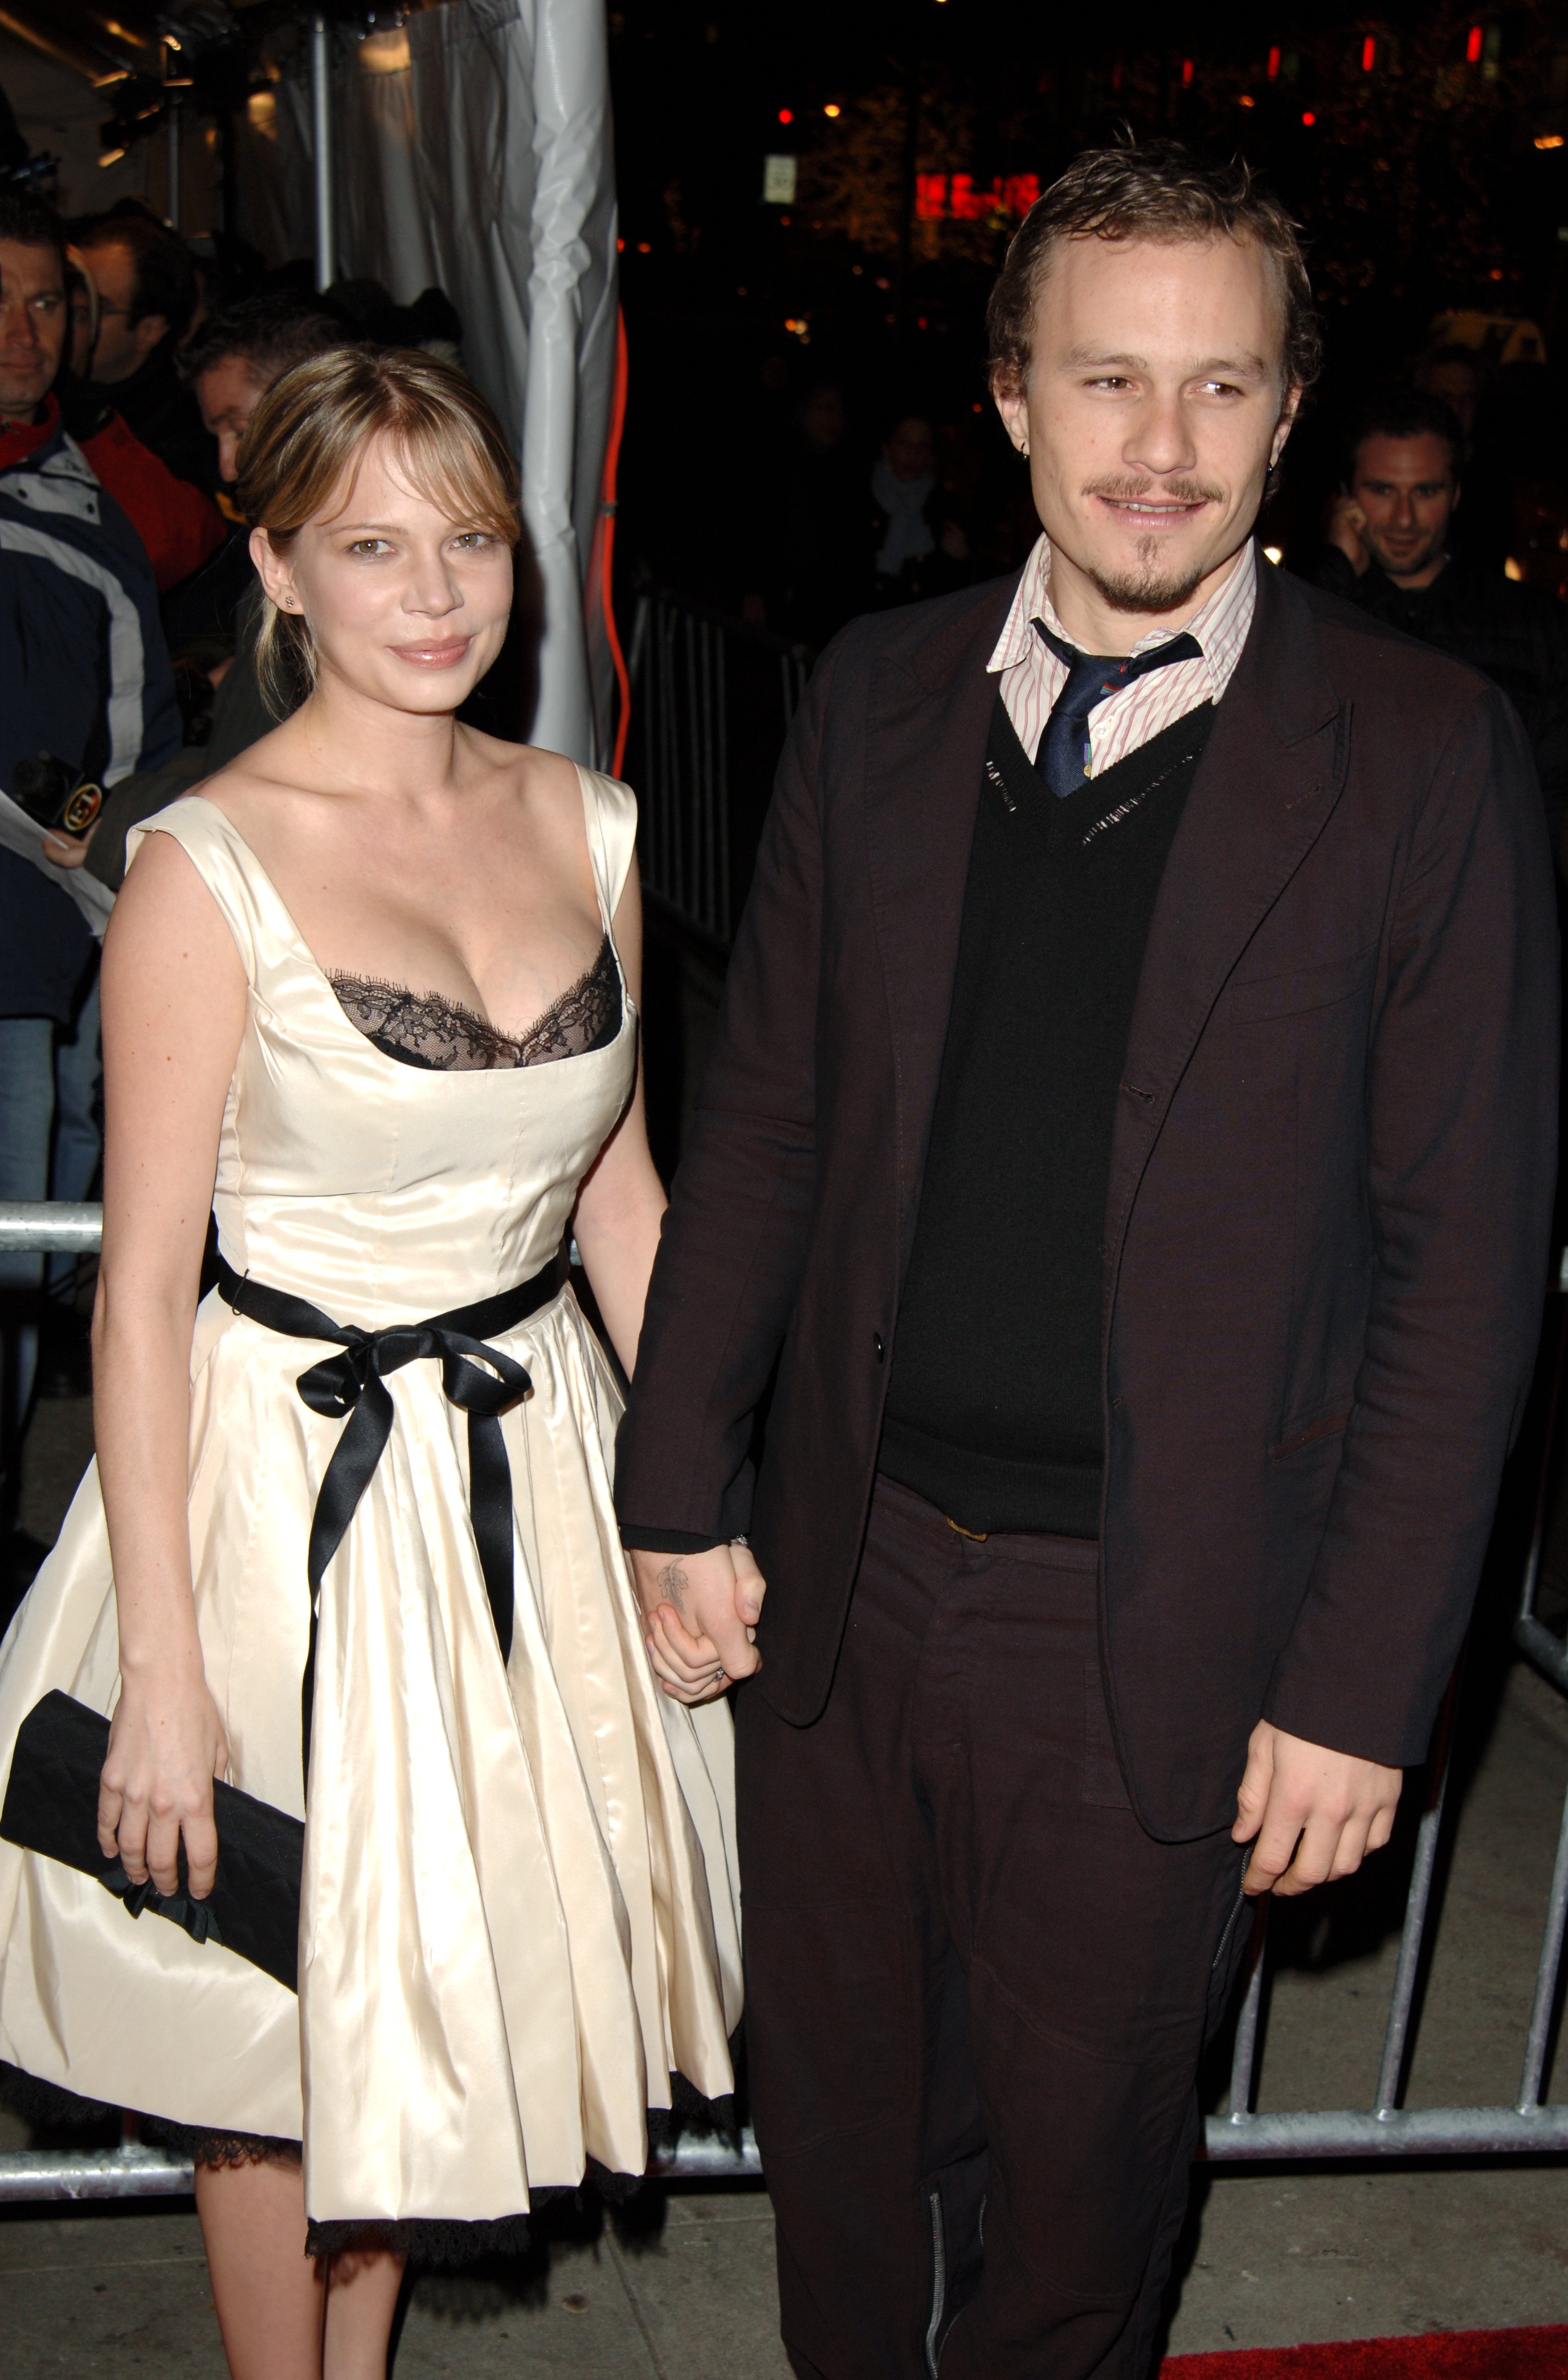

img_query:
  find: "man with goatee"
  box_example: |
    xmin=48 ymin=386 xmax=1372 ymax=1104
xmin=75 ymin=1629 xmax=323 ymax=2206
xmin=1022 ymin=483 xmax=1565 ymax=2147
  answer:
xmin=617 ymin=144 xmax=1558 ymax=2379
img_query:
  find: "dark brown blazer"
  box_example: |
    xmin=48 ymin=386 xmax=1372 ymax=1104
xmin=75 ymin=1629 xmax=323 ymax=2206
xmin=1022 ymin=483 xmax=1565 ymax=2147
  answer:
xmin=616 ymin=549 xmax=1560 ymax=1840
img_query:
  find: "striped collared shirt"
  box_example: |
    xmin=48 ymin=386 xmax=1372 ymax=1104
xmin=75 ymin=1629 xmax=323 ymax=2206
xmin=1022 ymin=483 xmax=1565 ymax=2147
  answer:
xmin=987 ymin=532 xmax=1259 ymax=776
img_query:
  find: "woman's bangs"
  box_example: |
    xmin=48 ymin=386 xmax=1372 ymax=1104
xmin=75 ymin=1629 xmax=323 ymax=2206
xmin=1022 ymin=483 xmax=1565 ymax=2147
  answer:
xmin=394 ymin=419 xmax=518 ymax=547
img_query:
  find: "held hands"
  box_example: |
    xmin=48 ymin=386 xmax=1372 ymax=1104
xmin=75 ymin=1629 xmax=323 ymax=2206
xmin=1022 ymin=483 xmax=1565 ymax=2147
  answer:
xmin=97 ymin=1656 xmax=229 ymax=1901
xmin=630 ymin=1543 xmax=766 ymax=1705
xmin=1234 ymin=1720 xmax=1402 ymax=1897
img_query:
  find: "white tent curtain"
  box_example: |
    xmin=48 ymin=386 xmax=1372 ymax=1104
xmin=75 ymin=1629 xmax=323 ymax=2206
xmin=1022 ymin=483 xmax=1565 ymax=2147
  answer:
xmin=256 ymin=0 xmax=619 ymax=765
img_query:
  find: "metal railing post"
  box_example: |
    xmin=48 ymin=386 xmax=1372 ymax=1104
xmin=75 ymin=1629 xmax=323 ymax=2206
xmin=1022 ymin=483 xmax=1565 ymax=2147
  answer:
xmin=311 ymin=12 xmax=335 ymax=293
xmin=1222 ymin=1900 xmax=1270 ymax=2127
xmin=166 ymin=99 xmax=181 ymax=233
xmin=1518 ymin=1772 xmax=1568 ymax=2112
xmin=1373 ymin=1673 xmax=1460 ymax=2118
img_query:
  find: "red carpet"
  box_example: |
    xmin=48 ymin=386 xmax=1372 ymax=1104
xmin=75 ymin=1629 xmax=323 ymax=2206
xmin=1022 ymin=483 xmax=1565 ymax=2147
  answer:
xmin=1162 ymin=2329 xmax=1568 ymax=2377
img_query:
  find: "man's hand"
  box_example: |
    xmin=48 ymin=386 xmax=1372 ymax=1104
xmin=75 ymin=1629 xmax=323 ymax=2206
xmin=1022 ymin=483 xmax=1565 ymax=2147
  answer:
xmin=1324 ymin=491 xmax=1370 ymax=576
xmin=628 ymin=1543 xmax=766 ymax=1706
xmin=1233 ymin=1721 xmax=1401 ymax=1897
xmin=42 ymin=819 xmax=99 ymax=870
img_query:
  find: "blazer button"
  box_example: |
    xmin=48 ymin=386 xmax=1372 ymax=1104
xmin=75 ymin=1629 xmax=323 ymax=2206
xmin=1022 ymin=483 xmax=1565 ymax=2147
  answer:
xmin=873 ymin=1332 xmax=885 ymax=1363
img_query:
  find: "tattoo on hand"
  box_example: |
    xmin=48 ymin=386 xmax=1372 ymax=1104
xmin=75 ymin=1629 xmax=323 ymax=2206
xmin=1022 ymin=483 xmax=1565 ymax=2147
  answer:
xmin=657 ymin=1560 xmax=688 ymax=1617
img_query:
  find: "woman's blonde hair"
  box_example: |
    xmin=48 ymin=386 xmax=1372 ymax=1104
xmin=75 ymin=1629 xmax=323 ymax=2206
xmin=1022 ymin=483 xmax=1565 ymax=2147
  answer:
xmin=234 ymin=345 xmax=521 ymax=715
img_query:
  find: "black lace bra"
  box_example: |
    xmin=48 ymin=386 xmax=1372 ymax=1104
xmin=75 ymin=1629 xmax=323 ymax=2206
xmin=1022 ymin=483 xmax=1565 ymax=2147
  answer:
xmin=328 ymin=935 xmax=622 ymax=1071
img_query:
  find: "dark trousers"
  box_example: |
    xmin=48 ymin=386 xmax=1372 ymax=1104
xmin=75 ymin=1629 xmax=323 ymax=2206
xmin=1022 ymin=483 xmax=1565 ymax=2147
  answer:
xmin=736 ymin=1476 xmax=1252 ymax=2380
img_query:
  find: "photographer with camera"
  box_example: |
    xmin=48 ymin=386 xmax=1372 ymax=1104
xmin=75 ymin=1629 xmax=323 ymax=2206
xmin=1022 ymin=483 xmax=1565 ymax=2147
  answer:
xmin=0 ymin=189 xmax=179 ymax=1598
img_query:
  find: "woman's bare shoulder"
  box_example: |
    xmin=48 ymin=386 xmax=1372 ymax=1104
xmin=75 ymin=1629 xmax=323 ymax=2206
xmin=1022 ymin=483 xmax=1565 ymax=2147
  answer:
xmin=111 ymin=816 xmax=246 ymax=983
xmin=459 ymin=733 xmax=592 ymax=870
xmin=189 ymin=718 xmax=307 ymax=829
xmin=461 ymin=727 xmax=581 ymax=802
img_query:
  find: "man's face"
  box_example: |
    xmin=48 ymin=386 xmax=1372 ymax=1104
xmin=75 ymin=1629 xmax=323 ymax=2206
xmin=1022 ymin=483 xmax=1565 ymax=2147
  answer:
xmin=195 ymin=353 xmax=269 ymax=483
xmin=1349 ymin=431 xmax=1457 ymax=585
xmin=995 ymin=233 xmax=1297 ymax=626
xmin=81 ymin=240 xmax=166 ymax=384
xmin=0 ymin=239 xmax=66 ymax=424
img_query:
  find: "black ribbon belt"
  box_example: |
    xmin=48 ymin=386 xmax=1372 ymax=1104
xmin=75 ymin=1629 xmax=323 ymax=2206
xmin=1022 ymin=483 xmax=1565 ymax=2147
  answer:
xmin=215 ymin=1254 xmax=557 ymax=1786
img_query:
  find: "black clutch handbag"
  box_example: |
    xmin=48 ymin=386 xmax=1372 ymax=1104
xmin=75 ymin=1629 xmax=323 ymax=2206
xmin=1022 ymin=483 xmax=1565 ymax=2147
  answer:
xmin=0 ymin=1691 xmax=303 ymax=1994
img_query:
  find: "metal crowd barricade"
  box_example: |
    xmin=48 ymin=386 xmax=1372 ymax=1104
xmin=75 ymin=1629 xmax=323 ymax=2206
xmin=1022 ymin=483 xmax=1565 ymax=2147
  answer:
xmin=1210 ymin=1279 xmax=1568 ymax=2161
xmin=623 ymin=580 xmax=814 ymax=951
xmin=2 ymin=1210 xmax=1566 ymax=2200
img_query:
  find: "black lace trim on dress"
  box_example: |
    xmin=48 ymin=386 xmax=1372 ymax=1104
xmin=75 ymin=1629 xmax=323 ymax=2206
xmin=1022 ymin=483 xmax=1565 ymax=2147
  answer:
xmin=0 ymin=2062 xmax=117 ymax=2132
xmin=307 ymin=2211 xmax=540 ymax=2264
xmin=1 ymin=2061 xmax=741 ymax=2268
xmin=142 ymin=2114 xmax=302 ymax=2171
xmin=328 ymin=935 xmax=621 ymax=1071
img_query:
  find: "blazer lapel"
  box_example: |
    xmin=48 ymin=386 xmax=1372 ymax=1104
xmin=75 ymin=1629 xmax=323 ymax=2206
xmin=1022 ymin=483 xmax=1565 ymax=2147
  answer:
xmin=1105 ymin=560 xmax=1352 ymax=1265
xmin=861 ymin=580 xmax=1014 ymax=1245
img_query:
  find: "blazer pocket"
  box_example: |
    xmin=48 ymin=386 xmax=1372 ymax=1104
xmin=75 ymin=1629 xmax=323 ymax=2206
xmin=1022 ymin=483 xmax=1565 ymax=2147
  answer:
xmin=1222 ymin=944 xmax=1377 ymax=1025
xmin=1271 ymin=1401 xmax=1352 ymax=1463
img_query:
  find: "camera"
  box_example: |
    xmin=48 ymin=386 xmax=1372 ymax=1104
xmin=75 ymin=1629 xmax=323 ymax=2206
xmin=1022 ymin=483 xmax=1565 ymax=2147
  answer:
xmin=10 ymin=752 xmax=103 ymax=839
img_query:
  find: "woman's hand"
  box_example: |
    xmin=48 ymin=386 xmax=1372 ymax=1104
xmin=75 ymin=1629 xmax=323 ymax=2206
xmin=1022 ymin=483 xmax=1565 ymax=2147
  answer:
xmin=629 ymin=1543 xmax=766 ymax=1705
xmin=98 ymin=1660 xmax=229 ymax=1900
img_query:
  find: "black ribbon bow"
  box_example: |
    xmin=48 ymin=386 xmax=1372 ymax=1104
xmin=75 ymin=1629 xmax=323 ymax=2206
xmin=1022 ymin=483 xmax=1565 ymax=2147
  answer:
xmin=102 ymin=1857 xmax=224 ymax=1946
xmin=217 ymin=1255 xmax=557 ymax=1786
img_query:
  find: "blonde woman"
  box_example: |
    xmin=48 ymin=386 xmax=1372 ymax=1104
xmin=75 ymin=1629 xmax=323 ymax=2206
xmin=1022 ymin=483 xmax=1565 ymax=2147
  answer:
xmin=0 ymin=350 xmax=745 ymax=2378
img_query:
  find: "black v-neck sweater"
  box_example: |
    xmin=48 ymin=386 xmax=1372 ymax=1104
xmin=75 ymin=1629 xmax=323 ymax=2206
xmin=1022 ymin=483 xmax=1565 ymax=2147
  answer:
xmin=879 ymin=690 xmax=1216 ymax=1538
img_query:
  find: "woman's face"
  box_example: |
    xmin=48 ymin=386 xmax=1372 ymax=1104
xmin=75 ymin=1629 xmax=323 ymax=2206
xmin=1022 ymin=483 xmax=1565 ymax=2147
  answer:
xmin=885 ymin=417 xmax=936 ymax=482
xmin=251 ymin=430 xmax=514 ymax=715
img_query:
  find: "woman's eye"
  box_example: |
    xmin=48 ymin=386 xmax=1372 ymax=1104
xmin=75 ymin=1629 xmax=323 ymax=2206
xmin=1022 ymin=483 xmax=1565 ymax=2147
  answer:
xmin=452 ymin=532 xmax=490 ymax=551
xmin=347 ymin=539 xmax=390 ymax=556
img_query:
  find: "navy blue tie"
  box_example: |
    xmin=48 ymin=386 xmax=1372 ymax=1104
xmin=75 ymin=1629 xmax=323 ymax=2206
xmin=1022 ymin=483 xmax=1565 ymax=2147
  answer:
xmin=1034 ymin=619 xmax=1203 ymax=798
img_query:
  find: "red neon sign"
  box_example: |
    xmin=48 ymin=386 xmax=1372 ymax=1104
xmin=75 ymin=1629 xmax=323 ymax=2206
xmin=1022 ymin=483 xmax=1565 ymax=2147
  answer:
xmin=915 ymin=173 xmax=1042 ymax=224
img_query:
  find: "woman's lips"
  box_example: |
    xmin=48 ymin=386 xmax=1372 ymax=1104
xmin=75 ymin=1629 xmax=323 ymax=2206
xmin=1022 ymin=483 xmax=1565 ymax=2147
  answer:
xmin=389 ymin=637 xmax=472 ymax=668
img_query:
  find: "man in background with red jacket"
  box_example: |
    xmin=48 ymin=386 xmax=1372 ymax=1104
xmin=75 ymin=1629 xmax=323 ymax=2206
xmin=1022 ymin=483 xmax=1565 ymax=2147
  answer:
xmin=0 ymin=191 xmax=222 ymax=594
xmin=0 ymin=186 xmax=179 ymax=1597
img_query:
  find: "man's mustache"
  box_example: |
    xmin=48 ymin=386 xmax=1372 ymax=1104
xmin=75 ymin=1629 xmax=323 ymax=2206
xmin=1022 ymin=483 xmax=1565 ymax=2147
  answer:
xmin=1084 ymin=476 xmax=1226 ymax=507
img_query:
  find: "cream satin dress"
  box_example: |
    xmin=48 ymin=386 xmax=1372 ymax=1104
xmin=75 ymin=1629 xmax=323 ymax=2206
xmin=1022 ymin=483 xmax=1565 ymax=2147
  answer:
xmin=0 ymin=774 xmax=741 ymax=2236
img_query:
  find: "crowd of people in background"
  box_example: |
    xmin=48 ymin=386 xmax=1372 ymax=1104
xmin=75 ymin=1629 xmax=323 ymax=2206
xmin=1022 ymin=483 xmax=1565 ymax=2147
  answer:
xmin=0 ymin=186 xmax=469 ymax=1605
xmin=6 ymin=170 xmax=1568 ymax=1616
xmin=716 ymin=337 xmax=1568 ymax=877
